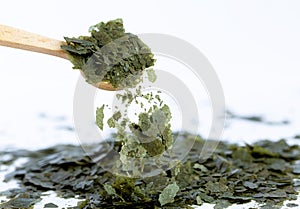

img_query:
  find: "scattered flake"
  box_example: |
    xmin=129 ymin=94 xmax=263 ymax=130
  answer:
xmin=214 ymin=200 xmax=231 ymax=209
xmin=243 ymin=181 xmax=259 ymax=189
xmin=44 ymin=202 xmax=58 ymax=208
xmin=193 ymin=163 xmax=208 ymax=173
xmin=292 ymin=163 xmax=300 ymax=174
xmin=196 ymin=195 xmax=202 ymax=205
xmin=226 ymin=110 xmax=290 ymax=126
xmin=103 ymin=184 xmax=117 ymax=196
xmin=251 ymin=145 xmax=278 ymax=157
xmin=159 ymin=182 xmax=179 ymax=206
xmin=0 ymin=193 xmax=39 ymax=209
xmin=96 ymin=104 xmax=105 ymax=130
xmin=286 ymin=203 xmax=299 ymax=207
xmin=146 ymin=68 xmax=157 ymax=83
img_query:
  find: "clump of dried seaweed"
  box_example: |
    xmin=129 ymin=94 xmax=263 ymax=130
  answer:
xmin=61 ymin=19 xmax=155 ymax=88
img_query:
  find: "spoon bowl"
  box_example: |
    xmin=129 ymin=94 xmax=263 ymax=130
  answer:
xmin=0 ymin=24 xmax=117 ymax=91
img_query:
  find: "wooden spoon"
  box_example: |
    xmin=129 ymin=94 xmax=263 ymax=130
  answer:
xmin=0 ymin=24 xmax=117 ymax=91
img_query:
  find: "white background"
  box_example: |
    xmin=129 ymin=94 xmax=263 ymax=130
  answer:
xmin=0 ymin=0 xmax=300 ymax=149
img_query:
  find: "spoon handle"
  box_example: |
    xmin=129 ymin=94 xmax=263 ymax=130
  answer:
xmin=0 ymin=24 xmax=68 ymax=59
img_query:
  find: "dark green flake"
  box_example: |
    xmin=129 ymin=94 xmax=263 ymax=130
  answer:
xmin=243 ymin=181 xmax=259 ymax=189
xmin=292 ymin=163 xmax=300 ymax=174
xmin=214 ymin=200 xmax=231 ymax=209
xmin=286 ymin=203 xmax=299 ymax=207
xmin=0 ymin=193 xmax=38 ymax=209
xmin=227 ymin=110 xmax=290 ymax=125
xmin=44 ymin=202 xmax=58 ymax=208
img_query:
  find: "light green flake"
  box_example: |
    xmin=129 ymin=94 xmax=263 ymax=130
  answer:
xmin=161 ymin=104 xmax=172 ymax=121
xmin=103 ymin=184 xmax=117 ymax=196
xmin=107 ymin=117 xmax=115 ymax=128
xmin=96 ymin=105 xmax=105 ymax=130
xmin=146 ymin=68 xmax=157 ymax=83
xmin=196 ymin=195 xmax=202 ymax=205
xmin=159 ymin=182 xmax=180 ymax=206
xmin=112 ymin=111 xmax=122 ymax=121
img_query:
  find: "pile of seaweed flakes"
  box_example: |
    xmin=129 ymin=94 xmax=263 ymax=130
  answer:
xmin=1 ymin=133 xmax=300 ymax=209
